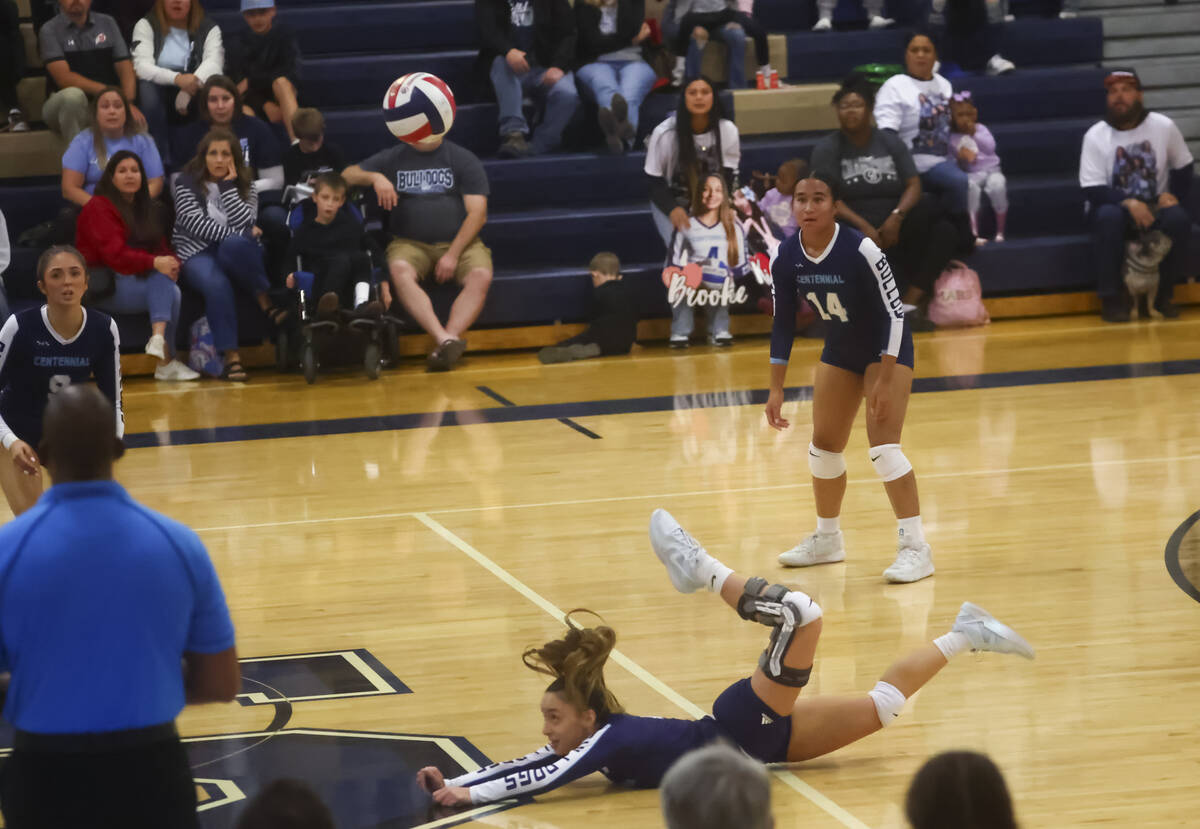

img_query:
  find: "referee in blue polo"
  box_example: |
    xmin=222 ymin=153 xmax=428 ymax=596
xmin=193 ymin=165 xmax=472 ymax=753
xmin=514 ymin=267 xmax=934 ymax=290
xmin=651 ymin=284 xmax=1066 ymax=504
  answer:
xmin=0 ymin=385 xmax=239 ymax=829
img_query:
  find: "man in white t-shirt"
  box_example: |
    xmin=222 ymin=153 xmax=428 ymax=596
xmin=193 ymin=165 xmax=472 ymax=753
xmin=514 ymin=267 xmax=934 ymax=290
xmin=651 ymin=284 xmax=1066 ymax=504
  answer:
xmin=1079 ymin=69 xmax=1194 ymax=322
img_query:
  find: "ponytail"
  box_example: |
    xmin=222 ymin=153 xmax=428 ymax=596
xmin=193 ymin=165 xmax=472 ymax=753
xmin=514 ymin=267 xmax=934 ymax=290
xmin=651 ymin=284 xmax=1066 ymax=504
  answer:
xmin=523 ymin=610 xmax=624 ymax=723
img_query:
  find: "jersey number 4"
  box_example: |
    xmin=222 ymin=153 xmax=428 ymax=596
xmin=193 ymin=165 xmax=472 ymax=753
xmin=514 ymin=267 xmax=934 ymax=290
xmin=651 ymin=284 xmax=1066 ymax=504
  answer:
xmin=806 ymin=292 xmax=849 ymax=322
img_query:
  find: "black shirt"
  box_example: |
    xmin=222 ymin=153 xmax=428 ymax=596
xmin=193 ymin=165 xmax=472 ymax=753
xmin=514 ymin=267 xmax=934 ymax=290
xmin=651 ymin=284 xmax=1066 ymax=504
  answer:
xmin=283 ymin=142 xmax=347 ymax=188
xmin=225 ymin=24 xmax=300 ymax=89
xmin=285 ymin=210 xmax=366 ymax=269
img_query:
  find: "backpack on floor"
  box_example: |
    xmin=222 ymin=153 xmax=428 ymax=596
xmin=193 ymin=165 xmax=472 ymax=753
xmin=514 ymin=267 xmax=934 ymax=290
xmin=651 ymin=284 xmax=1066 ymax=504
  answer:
xmin=188 ymin=316 xmax=224 ymax=377
xmin=926 ymin=260 xmax=990 ymax=328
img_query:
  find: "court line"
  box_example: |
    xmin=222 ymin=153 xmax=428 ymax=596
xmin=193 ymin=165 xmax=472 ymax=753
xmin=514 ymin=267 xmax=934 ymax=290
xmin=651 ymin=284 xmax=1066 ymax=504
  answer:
xmin=189 ymin=453 xmax=1200 ymax=535
xmin=1164 ymin=510 xmax=1200 ymax=604
xmin=412 ymin=512 xmax=870 ymax=829
xmin=477 ymin=384 xmax=602 ymax=440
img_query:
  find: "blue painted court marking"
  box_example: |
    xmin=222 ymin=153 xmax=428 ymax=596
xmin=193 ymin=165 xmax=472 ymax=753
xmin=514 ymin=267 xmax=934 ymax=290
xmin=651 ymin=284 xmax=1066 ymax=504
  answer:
xmin=477 ymin=385 xmax=602 ymax=440
xmin=1165 ymin=511 xmax=1200 ymax=604
xmin=123 ymin=358 xmax=1200 ymax=449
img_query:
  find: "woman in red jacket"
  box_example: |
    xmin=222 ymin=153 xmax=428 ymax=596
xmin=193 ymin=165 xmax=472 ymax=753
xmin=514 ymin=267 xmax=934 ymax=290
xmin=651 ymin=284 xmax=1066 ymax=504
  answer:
xmin=75 ymin=150 xmax=199 ymax=381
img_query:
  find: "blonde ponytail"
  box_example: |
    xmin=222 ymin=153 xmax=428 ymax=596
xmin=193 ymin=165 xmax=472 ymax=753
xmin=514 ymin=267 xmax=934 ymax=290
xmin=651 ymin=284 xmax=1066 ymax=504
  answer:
xmin=523 ymin=609 xmax=624 ymax=721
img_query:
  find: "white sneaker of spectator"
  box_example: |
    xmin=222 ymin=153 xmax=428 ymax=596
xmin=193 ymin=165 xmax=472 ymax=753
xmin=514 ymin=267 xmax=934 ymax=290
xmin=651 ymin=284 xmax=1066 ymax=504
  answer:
xmin=986 ymin=54 xmax=1016 ymax=76
xmin=1059 ymin=9 xmax=1077 ymax=16
xmin=812 ymin=16 xmax=832 ymax=30
xmin=868 ymin=14 xmax=894 ymax=28
xmin=144 ymin=333 xmax=167 ymax=360
xmin=154 ymin=360 xmax=201 ymax=381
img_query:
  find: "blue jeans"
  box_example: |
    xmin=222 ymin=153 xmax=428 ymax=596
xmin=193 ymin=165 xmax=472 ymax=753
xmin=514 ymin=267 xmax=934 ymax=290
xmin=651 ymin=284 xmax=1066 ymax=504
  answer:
xmin=489 ymin=55 xmax=579 ymax=153
xmin=138 ymin=80 xmax=175 ymax=168
xmin=180 ymin=235 xmax=270 ymax=352
xmin=575 ymin=59 xmax=658 ymax=133
xmin=1089 ymin=202 xmax=1191 ymax=302
xmin=94 ymin=271 xmax=182 ymax=357
xmin=664 ymin=16 xmax=749 ymax=89
xmin=920 ymin=159 xmax=969 ymax=214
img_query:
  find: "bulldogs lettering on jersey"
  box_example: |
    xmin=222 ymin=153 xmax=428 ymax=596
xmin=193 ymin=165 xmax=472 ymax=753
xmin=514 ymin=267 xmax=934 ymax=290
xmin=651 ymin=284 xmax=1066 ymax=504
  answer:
xmin=0 ymin=307 xmax=124 ymax=450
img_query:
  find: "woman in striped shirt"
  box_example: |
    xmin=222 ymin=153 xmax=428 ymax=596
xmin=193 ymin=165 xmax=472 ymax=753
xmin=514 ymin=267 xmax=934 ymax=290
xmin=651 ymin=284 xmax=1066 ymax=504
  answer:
xmin=172 ymin=127 xmax=280 ymax=381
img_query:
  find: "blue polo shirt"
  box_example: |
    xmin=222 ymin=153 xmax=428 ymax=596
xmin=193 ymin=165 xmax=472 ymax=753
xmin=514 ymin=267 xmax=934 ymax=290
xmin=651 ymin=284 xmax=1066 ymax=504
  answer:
xmin=0 ymin=481 xmax=236 ymax=734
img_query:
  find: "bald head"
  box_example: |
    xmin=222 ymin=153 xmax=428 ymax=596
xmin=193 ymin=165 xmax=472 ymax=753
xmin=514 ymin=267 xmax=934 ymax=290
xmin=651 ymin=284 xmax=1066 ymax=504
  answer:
xmin=40 ymin=385 xmax=124 ymax=482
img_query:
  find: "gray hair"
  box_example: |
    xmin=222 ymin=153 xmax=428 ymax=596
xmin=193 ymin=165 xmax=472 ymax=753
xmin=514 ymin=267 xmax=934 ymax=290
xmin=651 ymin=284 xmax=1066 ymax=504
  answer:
xmin=660 ymin=743 xmax=773 ymax=829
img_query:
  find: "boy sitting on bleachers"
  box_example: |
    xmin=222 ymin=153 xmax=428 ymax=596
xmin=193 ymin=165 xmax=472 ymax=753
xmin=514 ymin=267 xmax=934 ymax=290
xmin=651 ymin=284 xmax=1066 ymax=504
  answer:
xmin=284 ymin=173 xmax=385 ymax=319
xmin=537 ymin=251 xmax=638 ymax=363
xmin=284 ymin=108 xmax=346 ymax=188
xmin=227 ymin=0 xmax=302 ymax=144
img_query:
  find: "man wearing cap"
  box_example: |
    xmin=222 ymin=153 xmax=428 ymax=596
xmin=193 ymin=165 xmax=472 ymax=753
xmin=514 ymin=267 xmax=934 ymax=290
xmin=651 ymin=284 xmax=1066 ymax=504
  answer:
xmin=225 ymin=0 xmax=302 ymax=144
xmin=38 ymin=0 xmax=146 ymax=141
xmin=1079 ymin=68 xmax=1194 ymax=322
xmin=0 ymin=385 xmax=239 ymax=828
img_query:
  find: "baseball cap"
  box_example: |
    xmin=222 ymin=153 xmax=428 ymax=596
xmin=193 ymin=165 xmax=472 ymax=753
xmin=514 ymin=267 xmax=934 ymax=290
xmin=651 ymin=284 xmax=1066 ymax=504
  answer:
xmin=240 ymin=0 xmax=275 ymax=10
xmin=1103 ymin=69 xmax=1140 ymax=89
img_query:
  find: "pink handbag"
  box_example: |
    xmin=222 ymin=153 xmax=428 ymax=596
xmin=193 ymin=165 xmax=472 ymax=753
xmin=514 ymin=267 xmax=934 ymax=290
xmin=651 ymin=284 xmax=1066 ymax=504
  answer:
xmin=926 ymin=260 xmax=990 ymax=328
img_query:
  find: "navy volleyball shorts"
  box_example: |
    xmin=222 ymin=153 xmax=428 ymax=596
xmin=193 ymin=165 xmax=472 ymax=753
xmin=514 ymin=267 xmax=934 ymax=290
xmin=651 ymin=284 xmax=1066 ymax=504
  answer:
xmin=821 ymin=319 xmax=915 ymax=375
xmin=712 ymin=677 xmax=792 ymax=763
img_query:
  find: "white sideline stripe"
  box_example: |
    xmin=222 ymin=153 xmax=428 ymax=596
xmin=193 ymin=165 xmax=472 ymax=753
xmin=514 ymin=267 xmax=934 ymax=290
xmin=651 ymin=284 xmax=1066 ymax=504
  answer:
xmin=412 ymin=512 xmax=870 ymax=829
xmin=191 ymin=453 xmax=1200 ymax=534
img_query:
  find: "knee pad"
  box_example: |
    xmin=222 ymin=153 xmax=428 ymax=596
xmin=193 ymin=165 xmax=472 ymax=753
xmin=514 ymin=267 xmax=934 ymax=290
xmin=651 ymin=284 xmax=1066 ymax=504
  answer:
xmin=808 ymin=443 xmax=846 ymax=480
xmin=738 ymin=578 xmax=821 ymax=687
xmin=868 ymin=680 xmax=906 ymax=727
xmin=869 ymin=443 xmax=912 ymax=482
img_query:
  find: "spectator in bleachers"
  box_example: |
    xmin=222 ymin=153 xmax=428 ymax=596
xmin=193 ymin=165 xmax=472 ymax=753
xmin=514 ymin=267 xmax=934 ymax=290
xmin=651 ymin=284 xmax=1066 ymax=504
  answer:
xmin=948 ymin=91 xmax=1006 ymax=243
xmin=226 ymin=0 xmax=301 ymax=145
xmin=477 ymin=0 xmax=580 ymax=158
xmin=1 ymin=0 xmax=29 ymax=132
xmin=905 ymin=750 xmax=1018 ymax=829
xmin=1080 ymin=69 xmax=1194 ymax=323
xmin=94 ymin=0 xmax=155 ymax=45
xmin=284 ymin=107 xmax=346 ymax=188
xmin=812 ymin=75 xmax=955 ymax=323
xmin=178 ymin=75 xmax=285 ymax=196
xmin=756 ymin=158 xmax=803 ymax=238
xmin=574 ymin=0 xmax=656 ymax=153
xmin=39 ymin=0 xmax=145 ymax=143
xmin=343 ymin=132 xmax=491 ymax=372
xmin=660 ymin=743 xmax=774 ymax=829
xmin=75 ymin=150 xmax=199 ymax=380
xmin=0 ymin=208 xmax=10 ymax=323
xmin=537 ymin=251 xmax=638 ymax=363
xmin=645 ymin=77 xmax=740 ymax=247
xmin=813 ymin=0 xmax=892 ymax=31
xmin=173 ymin=127 xmax=282 ymax=381
xmin=234 ymin=779 xmax=335 ymax=829
xmin=61 ymin=85 xmax=164 ymax=209
xmin=874 ymin=34 xmax=967 ymax=221
xmin=284 ymin=172 xmax=381 ymax=319
xmin=930 ymin=0 xmax=1015 ymax=77
xmin=131 ymin=0 xmax=224 ymax=167
xmin=663 ymin=0 xmax=773 ymax=90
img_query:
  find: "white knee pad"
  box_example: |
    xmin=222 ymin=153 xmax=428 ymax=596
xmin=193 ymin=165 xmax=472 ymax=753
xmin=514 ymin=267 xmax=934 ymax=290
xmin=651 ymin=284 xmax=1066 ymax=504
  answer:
xmin=869 ymin=444 xmax=912 ymax=482
xmin=808 ymin=443 xmax=846 ymax=480
xmin=868 ymin=680 xmax=906 ymax=727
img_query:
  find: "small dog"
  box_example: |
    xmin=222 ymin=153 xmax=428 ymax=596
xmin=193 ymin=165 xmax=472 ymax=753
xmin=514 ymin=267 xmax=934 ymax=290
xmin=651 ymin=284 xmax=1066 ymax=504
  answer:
xmin=1122 ymin=230 xmax=1173 ymax=320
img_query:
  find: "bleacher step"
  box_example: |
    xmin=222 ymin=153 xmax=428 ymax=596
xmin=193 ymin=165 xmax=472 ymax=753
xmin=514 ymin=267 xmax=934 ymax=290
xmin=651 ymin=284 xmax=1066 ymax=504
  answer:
xmin=1089 ymin=7 xmax=1200 ymax=36
xmin=1103 ymin=34 xmax=1200 ymax=60
xmin=0 ymin=131 xmax=65 ymax=179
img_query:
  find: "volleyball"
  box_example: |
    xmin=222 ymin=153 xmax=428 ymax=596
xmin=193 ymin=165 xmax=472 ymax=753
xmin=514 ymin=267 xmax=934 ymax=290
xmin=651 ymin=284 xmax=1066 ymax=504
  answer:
xmin=382 ymin=72 xmax=457 ymax=144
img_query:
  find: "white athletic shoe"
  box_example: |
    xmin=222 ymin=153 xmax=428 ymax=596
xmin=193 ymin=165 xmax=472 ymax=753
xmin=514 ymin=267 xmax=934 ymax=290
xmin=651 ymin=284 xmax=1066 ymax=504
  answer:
xmin=883 ymin=542 xmax=934 ymax=583
xmin=868 ymin=14 xmax=895 ymax=28
xmin=952 ymin=601 xmax=1035 ymax=659
xmin=649 ymin=509 xmax=712 ymax=593
xmin=778 ymin=530 xmax=845 ymax=567
xmin=812 ymin=16 xmax=832 ymax=30
xmin=154 ymin=359 xmax=201 ymax=381
xmin=144 ymin=333 xmax=166 ymax=360
xmin=986 ymin=54 xmax=1016 ymax=76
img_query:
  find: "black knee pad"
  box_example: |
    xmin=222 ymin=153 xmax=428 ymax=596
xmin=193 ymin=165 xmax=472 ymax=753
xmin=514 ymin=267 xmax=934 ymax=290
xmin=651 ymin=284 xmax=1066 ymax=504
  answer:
xmin=737 ymin=577 xmax=791 ymax=626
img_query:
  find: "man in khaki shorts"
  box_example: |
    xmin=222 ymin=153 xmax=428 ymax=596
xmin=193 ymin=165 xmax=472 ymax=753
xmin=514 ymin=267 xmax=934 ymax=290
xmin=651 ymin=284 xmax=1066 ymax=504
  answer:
xmin=344 ymin=133 xmax=492 ymax=371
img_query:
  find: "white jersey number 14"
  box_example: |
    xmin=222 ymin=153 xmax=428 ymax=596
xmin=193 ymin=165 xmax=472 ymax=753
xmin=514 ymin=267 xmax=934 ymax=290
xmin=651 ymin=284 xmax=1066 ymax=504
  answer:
xmin=806 ymin=292 xmax=849 ymax=322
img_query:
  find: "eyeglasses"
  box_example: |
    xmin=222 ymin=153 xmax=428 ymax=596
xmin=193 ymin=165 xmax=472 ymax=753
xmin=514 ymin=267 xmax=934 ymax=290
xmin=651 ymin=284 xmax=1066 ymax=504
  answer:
xmin=836 ymin=101 xmax=867 ymax=111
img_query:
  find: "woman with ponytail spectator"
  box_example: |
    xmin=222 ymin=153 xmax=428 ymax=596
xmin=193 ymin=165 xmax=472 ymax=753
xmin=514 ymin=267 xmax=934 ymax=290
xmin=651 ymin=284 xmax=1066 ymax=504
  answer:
xmin=76 ymin=150 xmax=199 ymax=381
xmin=172 ymin=127 xmax=283 ymax=382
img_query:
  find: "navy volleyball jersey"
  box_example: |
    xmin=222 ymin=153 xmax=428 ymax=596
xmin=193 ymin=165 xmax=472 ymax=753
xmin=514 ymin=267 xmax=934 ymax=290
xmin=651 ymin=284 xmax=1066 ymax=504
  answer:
xmin=0 ymin=307 xmax=124 ymax=450
xmin=448 ymin=713 xmax=725 ymax=804
xmin=769 ymin=224 xmax=909 ymax=371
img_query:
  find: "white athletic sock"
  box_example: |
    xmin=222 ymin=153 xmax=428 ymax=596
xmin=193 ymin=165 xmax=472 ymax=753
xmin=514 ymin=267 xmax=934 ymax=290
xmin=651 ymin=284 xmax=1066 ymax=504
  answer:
xmin=354 ymin=281 xmax=370 ymax=307
xmin=817 ymin=516 xmax=840 ymax=536
xmin=703 ymin=558 xmax=733 ymax=594
xmin=933 ymin=631 xmax=970 ymax=661
xmin=897 ymin=515 xmax=925 ymax=547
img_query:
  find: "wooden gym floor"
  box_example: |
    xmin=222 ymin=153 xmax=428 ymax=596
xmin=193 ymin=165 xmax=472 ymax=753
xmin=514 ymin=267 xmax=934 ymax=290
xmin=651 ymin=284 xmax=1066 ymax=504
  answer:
xmin=5 ymin=312 xmax=1200 ymax=828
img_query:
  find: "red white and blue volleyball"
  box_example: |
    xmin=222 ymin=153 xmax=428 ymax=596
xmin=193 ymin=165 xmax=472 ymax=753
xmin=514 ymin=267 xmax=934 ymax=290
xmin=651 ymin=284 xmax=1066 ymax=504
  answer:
xmin=383 ymin=72 xmax=457 ymax=145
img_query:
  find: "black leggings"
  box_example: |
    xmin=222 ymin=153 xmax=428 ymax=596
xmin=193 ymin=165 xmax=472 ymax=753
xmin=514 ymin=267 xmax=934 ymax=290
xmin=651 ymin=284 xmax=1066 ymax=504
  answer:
xmin=308 ymin=251 xmax=372 ymax=311
xmin=885 ymin=196 xmax=960 ymax=295
xmin=675 ymin=9 xmax=770 ymax=65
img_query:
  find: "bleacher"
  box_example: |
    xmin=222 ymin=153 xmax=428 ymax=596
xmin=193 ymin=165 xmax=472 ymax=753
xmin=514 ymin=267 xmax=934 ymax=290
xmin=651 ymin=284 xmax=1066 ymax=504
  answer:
xmin=2 ymin=0 xmax=1198 ymax=367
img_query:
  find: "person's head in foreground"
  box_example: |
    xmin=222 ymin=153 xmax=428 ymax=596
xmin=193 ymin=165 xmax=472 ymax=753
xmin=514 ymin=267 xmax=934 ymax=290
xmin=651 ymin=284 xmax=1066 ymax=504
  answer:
xmin=523 ymin=610 xmax=624 ymax=756
xmin=660 ymin=742 xmax=774 ymax=829
xmin=234 ymin=778 xmax=336 ymax=829
xmin=905 ymin=750 xmax=1018 ymax=829
xmin=39 ymin=384 xmax=124 ymax=484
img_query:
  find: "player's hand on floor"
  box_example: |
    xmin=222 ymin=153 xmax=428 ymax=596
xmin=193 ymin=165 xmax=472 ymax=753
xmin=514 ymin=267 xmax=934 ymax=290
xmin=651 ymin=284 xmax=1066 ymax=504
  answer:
xmin=431 ymin=785 xmax=471 ymax=807
xmin=416 ymin=766 xmax=445 ymax=792
xmin=10 ymin=440 xmax=38 ymax=475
